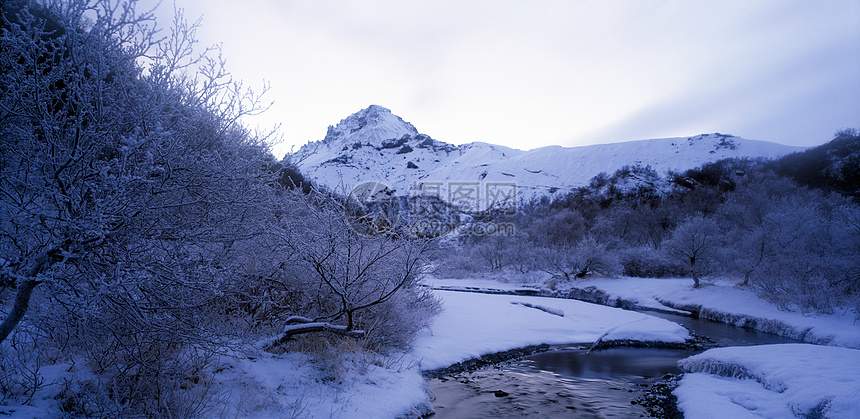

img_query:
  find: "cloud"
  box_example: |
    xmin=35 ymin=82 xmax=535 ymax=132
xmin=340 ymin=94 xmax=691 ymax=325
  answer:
xmin=141 ymin=0 xmax=860 ymax=154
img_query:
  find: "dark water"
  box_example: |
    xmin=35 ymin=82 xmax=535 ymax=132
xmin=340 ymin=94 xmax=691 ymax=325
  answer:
xmin=428 ymin=309 xmax=800 ymax=418
xmin=645 ymin=310 xmax=800 ymax=348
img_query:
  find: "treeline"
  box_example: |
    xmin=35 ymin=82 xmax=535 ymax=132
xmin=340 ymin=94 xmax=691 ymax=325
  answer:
xmin=772 ymin=128 xmax=860 ymax=200
xmin=437 ymin=130 xmax=860 ymax=317
xmin=0 ymin=1 xmax=437 ymax=416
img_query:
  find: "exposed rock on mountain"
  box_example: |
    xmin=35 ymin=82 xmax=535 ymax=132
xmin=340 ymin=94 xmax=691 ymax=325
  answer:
xmin=293 ymin=105 xmax=806 ymax=202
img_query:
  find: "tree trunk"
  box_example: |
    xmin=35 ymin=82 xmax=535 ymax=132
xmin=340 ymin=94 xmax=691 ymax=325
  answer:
xmin=345 ymin=309 xmax=353 ymax=331
xmin=0 ymin=279 xmax=41 ymax=344
xmin=0 ymin=251 xmax=52 ymax=344
xmin=690 ymin=256 xmax=700 ymax=288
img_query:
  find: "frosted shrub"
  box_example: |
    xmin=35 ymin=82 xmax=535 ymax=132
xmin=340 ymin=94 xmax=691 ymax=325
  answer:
xmin=740 ymin=192 xmax=860 ymax=314
xmin=56 ymin=345 xmax=217 ymax=418
xmin=431 ymin=242 xmax=497 ymax=277
xmin=260 ymin=191 xmax=442 ymax=354
xmin=618 ymin=247 xmax=687 ymax=278
xmin=357 ymin=286 xmax=442 ymax=351
xmin=1 ymin=0 xmax=274 ymax=415
xmin=0 ymin=330 xmax=46 ymax=404
xmin=754 ymin=270 xmax=843 ymax=314
xmin=537 ymin=237 xmax=621 ymax=280
xmin=472 ymin=235 xmax=514 ymax=271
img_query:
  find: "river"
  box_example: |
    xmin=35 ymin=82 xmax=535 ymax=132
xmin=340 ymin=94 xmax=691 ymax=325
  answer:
xmin=427 ymin=308 xmax=799 ymax=418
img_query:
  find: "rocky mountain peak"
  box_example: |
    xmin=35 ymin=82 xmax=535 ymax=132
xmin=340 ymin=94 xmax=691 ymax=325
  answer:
xmin=322 ymin=105 xmax=419 ymax=147
xmin=295 ymin=106 xmax=806 ymax=202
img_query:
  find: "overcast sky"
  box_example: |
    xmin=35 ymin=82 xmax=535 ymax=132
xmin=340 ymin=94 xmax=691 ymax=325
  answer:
xmin=143 ymin=0 xmax=859 ymax=157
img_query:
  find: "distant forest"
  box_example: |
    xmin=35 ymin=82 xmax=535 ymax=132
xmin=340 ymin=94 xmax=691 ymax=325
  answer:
xmin=434 ymin=128 xmax=860 ymax=317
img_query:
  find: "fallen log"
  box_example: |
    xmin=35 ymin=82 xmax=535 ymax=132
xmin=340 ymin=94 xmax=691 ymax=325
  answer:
xmin=266 ymin=319 xmax=366 ymax=351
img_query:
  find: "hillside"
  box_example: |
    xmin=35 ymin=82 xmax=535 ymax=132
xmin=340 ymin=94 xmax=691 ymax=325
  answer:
xmin=292 ymin=105 xmax=805 ymax=202
xmin=771 ymin=128 xmax=860 ymax=199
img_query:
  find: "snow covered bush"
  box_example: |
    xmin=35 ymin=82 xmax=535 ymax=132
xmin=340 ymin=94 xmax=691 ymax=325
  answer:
xmin=537 ymin=236 xmax=621 ymax=280
xmin=0 ymin=0 xmax=277 ymax=415
xmin=719 ymin=173 xmax=860 ymax=315
xmin=662 ymin=213 xmax=722 ymax=287
xmin=618 ymin=246 xmax=686 ymax=278
xmin=0 ymin=330 xmax=46 ymax=404
xmin=431 ymin=231 xmax=536 ymax=278
xmin=746 ymin=194 xmax=860 ymax=314
xmin=467 ymin=235 xmax=510 ymax=272
xmin=429 ymin=245 xmax=488 ymax=278
xmin=260 ymin=191 xmax=442 ymax=353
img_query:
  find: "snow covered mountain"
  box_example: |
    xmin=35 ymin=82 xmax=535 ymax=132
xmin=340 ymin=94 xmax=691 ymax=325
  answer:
xmin=292 ymin=105 xmax=805 ymax=202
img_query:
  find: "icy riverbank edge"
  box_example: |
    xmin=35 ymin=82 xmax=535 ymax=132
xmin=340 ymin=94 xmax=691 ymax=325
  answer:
xmin=676 ymin=344 xmax=860 ymax=418
xmin=426 ymin=276 xmax=860 ymax=418
xmin=0 ymin=285 xmax=695 ymax=419
xmin=428 ymin=276 xmax=860 ymax=349
xmin=400 ymin=288 xmax=698 ymax=417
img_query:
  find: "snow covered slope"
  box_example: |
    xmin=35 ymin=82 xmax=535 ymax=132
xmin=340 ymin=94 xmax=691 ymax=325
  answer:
xmin=292 ymin=105 xmax=805 ymax=202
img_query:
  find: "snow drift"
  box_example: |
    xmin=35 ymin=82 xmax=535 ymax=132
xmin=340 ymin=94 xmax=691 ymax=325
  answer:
xmin=676 ymin=344 xmax=860 ymax=418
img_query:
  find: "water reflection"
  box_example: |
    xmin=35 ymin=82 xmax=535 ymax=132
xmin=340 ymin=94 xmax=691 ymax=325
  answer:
xmin=430 ymin=349 xmax=666 ymax=418
xmin=645 ymin=311 xmax=799 ymax=347
xmin=429 ymin=310 xmax=801 ymax=417
xmin=527 ymin=347 xmax=695 ymax=379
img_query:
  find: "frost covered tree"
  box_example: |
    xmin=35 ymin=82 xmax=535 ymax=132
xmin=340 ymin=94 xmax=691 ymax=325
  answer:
xmin=0 ymin=0 xmax=272 ymax=340
xmin=262 ymin=192 xmax=439 ymax=351
xmin=0 ymin=0 xmax=447 ymax=415
xmin=714 ymin=171 xmax=860 ymax=313
xmin=471 ymin=234 xmax=513 ymax=271
xmin=743 ymin=192 xmax=859 ymax=313
xmin=717 ymin=172 xmax=798 ymax=285
xmin=663 ymin=213 xmax=721 ymax=287
xmin=538 ymin=236 xmax=620 ymax=281
xmin=0 ymin=0 xmax=277 ymax=414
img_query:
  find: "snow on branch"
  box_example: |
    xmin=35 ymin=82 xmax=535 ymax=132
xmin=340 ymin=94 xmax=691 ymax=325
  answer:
xmin=284 ymin=315 xmax=315 ymax=325
xmin=265 ymin=317 xmax=367 ymax=351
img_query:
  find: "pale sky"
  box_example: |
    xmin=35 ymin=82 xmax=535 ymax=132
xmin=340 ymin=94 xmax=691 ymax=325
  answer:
xmin=142 ymin=0 xmax=860 ymax=157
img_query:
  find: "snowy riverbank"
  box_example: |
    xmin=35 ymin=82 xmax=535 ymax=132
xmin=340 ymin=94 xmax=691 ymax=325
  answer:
xmin=563 ymin=276 xmax=860 ymax=349
xmin=425 ymin=276 xmax=860 ymax=418
xmin=211 ymin=287 xmax=694 ymax=418
xmin=409 ymin=289 xmax=692 ymax=371
xmin=676 ymin=344 xmax=860 ymax=418
xmin=9 ymin=277 xmax=859 ymax=418
xmin=427 ymin=276 xmax=860 ymax=349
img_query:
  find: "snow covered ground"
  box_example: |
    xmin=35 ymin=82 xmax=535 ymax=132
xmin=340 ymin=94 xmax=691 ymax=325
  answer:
xmin=426 ymin=276 xmax=860 ymax=349
xmin=409 ymin=289 xmax=691 ymax=371
xmin=675 ymin=344 xmax=860 ymax=418
xmin=9 ymin=276 xmax=859 ymax=418
xmin=1 ymin=284 xmax=693 ymax=418
xmin=0 ymin=347 xmax=434 ymax=419
xmin=568 ymin=276 xmax=860 ymax=349
xmin=425 ymin=275 xmax=860 ymax=418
